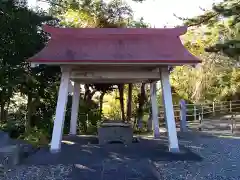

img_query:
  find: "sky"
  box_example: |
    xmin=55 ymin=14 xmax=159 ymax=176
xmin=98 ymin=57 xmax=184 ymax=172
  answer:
xmin=27 ymin=0 xmax=223 ymax=27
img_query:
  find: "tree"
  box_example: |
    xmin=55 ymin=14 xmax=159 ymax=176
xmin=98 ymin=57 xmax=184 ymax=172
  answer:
xmin=94 ymin=84 xmax=115 ymax=119
xmin=49 ymin=0 xmax=134 ymax=28
xmin=0 ymin=0 xmax=64 ymax=145
xmin=0 ymin=0 xmax=55 ymax=122
xmin=117 ymin=84 xmax=125 ymax=121
xmin=171 ymin=26 xmax=240 ymax=103
xmin=126 ymin=83 xmax=133 ymax=122
xmin=136 ymin=83 xmax=147 ymax=128
xmin=180 ymin=0 xmax=240 ymax=59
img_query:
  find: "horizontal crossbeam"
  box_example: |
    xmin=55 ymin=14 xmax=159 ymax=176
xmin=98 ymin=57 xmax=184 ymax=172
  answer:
xmin=71 ymin=71 xmax=160 ymax=79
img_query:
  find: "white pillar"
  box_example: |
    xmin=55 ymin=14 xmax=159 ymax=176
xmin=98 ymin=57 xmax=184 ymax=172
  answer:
xmin=70 ymin=82 xmax=80 ymax=135
xmin=150 ymin=81 xmax=160 ymax=138
xmin=50 ymin=67 xmax=71 ymax=153
xmin=160 ymin=67 xmax=179 ymax=153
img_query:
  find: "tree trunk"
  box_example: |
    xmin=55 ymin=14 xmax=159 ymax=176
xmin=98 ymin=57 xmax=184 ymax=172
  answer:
xmin=0 ymin=88 xmax=7 ymax=123
xmin=84 ymin=84 xmax=90 ymax=101
xmin=99 ymin=92 xmax=105 ymax=119
xmin=4 ymin=98 xmax=11 ymax=123
xmin=127 ymin=83 xmax=133 ymax=122
xmin=147 ymin=107 xmax=153 ymax=131
xmin=118 ymin=84 xmax=125 ymax=122
xmin=137 ymin=83 xmax=146 ymax=128
xmin=26 ymin=91 xmax=33 ymax=134
xmin=0 ymin=102 xmax=5 ymax=123
xmin=84 ymin=84 xmax=97 ymax=108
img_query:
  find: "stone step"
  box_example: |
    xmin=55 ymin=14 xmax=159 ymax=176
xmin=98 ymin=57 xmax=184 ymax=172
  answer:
xmin=0 ymin=131 xmax=10 ymax=148
xmin=0 ymin=131 xmax=38 ymax=169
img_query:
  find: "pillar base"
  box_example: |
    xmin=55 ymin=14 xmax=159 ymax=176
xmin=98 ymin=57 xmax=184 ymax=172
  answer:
xmin=68 ymin=133 xmax=77 ymax=136
xmin=180 ymin=128 xmax=189 ymax=133
xmin=169 ymin=147 xmax=180 ymax=153
xmin=153 ymin=133 xmax=160 ymax=139
xmin=50 ymin=149 xmax=61 ymax=154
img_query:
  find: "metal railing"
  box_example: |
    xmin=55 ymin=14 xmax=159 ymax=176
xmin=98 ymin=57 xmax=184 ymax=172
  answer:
xmin=158 ymin=100 xmax=240 ymax=119
xmin=158 ymin=100 xmax=240 ymax=133
xmin=77 ymin=100 xmax=240 ymax=133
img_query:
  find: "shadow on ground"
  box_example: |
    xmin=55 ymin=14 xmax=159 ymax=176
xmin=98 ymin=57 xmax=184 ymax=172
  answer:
xmin=4 ymin=132 xmax=240 ymax=180
xmin=23 ymin=135 xmax=202 ymax=165
xmin=16 ymin=135 xmax=202 ymax=179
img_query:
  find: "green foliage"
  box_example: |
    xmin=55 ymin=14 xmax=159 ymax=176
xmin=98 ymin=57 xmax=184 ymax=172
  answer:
xmin=103 ymin=90 xmax=123 ymax=120
xmin=128 ymin=17 xmax=150 ymax=28
xmin=19 ymin=127 xmax=50 ymax=147
xmin=0 ymin=0 xmax=60 ymax=144
xmin=181 ymin=0 xmax=240 ymax=59
xmin=171 ymin=24 xmax=240 ymax=103
xmin=78 ymin=99 xmax=101 ymax=134
xmin=50 ymin=0 xmax=134 ymax=28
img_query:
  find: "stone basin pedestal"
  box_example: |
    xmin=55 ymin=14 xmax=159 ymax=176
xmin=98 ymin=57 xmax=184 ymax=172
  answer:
xmin=98 ymin=121 xmax=133 ymax=145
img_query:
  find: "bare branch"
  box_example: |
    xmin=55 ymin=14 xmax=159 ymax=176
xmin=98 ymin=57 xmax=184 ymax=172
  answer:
xmin=187 ymin=12 xmax=219 ymax=27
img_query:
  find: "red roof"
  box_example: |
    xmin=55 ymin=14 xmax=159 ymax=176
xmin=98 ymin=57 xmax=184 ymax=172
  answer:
xmin=28 ymin=25 xmax=200 ymax=65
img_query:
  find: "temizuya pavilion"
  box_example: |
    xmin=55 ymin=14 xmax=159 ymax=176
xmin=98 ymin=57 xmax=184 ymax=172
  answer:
xmin=28 ymin=25 xmax=200 ymax=153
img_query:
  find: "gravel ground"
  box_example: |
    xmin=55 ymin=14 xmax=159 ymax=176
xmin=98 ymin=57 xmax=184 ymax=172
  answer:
xmin=152 ymin=132 xmax=240 ymax=180
xmin=2 ymin=132 xmax=240 ymax=180
xmin=2 ymin=164 xmax=73 ymax=180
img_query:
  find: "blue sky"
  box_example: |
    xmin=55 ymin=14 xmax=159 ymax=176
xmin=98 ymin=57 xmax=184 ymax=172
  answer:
xmin=28 ymin=0 xmax=222 ymax=27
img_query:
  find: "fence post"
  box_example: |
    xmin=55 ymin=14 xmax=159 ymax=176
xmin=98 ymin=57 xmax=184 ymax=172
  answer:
xmin=212 ymin=102 xmax=215 ymax=116
xmin=198 ymin=113 xmax=202 ymax=131
xmin=230 ymin=114 xmax=234 ymax=134
xmin=230 ymin=101 xmax=232 ymax=113
xmin=179 ymin=99 xmax=187 ymax=132
xmin=220 ymin=102 xmax=223 ymax=113
xmin=194 ymin=105 xmax=197 ymax=121
xmin=86 ymin=113 xmax=89 ymax=127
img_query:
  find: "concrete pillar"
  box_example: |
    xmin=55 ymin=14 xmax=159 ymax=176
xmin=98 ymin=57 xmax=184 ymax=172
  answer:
xmin=150 ymin=81 xmax=160 ymax=138
xmin=160 ymin=67 xmax=179 ymax=153
xmin=50 ymin=67 xmax=71 ymax=153
xmin=70 ymin=82 xmax=80 ymax=135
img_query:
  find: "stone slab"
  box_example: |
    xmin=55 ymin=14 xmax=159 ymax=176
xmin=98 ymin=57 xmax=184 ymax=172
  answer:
xmin=0 ymin=145 xmax=20 ymax=168
xmin=98 ymin=124 xmax=133 ymax=145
